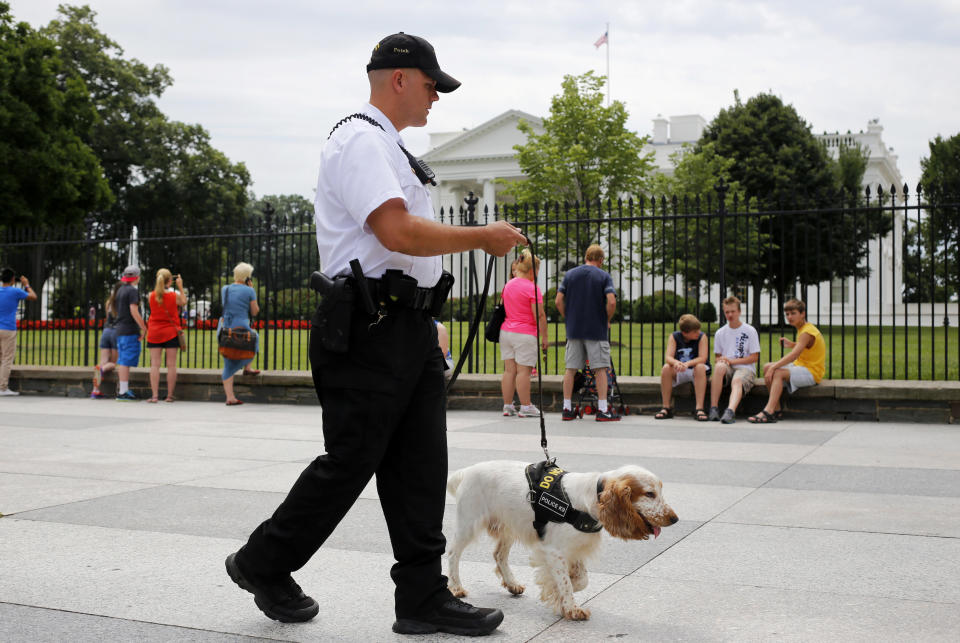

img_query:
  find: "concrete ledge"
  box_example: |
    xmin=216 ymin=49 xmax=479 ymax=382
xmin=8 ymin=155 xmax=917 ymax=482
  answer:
xmin=8 ymin=366 xmax=960 ymax=423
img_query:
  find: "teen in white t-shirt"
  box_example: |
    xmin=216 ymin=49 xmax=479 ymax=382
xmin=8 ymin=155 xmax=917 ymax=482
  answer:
xmin=709 ymin=297 xmax=760 ymax=423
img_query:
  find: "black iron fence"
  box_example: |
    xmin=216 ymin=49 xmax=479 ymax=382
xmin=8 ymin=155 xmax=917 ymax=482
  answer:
xmin=2 ymin=183 xmax=958 ymax=379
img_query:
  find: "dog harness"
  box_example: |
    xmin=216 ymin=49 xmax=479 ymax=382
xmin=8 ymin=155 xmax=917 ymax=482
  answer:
xmin=525 ymin=460 xmax=603 ymax=539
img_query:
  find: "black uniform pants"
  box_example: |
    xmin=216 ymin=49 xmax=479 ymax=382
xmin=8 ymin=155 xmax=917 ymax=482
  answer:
xmin=238 ymin=305 xmax=453 ymax=618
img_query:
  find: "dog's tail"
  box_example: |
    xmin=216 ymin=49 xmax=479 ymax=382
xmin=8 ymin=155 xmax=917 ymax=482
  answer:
xmin=446 ymin=468 xmax=466 ymax=498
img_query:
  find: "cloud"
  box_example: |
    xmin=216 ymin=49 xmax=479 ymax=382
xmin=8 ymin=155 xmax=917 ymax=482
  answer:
xmin=10 ymin=0 xmax=960 ymax=196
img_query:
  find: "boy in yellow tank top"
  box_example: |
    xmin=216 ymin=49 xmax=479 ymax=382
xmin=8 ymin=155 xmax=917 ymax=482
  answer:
xmin=748 ymin=298 xmax=825 ymax=423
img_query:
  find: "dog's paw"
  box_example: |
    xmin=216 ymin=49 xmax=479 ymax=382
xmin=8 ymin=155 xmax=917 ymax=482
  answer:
xmin=502 ymin=581 xmax=525 ymax=595
xmin=563 ymin=606 xmax=591 ymax=621
xmin=449 ymin=585 xmax=468 ymax=598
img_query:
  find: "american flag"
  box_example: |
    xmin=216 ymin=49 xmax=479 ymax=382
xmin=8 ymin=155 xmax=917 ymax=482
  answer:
xmin=594 ymin=31 xmax=608 ymax=48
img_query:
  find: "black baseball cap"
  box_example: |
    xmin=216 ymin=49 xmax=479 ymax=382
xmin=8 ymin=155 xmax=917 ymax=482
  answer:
xmin=366 ymin=32 xmax=461 ymax=93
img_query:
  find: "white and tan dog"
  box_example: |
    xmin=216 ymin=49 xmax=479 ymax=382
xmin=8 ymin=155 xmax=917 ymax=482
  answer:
xmin=446 ymin=460 xmax=678 ymax=620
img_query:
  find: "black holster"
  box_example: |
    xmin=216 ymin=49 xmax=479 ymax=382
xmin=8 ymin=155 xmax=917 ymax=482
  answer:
xmin=310 ymin=271 xmax=354 ymax=353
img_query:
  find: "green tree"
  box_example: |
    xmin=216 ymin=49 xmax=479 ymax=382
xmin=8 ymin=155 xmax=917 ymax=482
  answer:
xmin=644 ymin=142 xmax=764 ymax=307
xmin=42 ymin=4 xmax=250 ymax=234
xmin=696 ymin=92 xmax=882 ymax=324
xmin=0 ymin=2 xmax=111 ymax=229
xmin=903 ymin=132 xmax=960 ymax=302
xmin=0 ymin=2 xmax=114 ymax=321
xmin=503 ymin=71 xmax=655 ymax=265
xmin=36 ymin=4 xmax=251 ymax=302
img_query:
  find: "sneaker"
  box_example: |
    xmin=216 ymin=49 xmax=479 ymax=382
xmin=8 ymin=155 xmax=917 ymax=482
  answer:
xmin=595 ymin=408 xmax=620 ymax=422
xmin=393 ymin=597 xmax=504 ymax=636
xmin=0 ymin=389 xmax=19 ymax=396
xmin=225 ymin=552 xmax=319 ymax=623
xmin=518 ymin=404 xmax=541 ymax=417
xmin=90 ymin=390 xmax=107 ymax=399
xmin=502 ymin=404 xmax=518 ymax=416
xmin=116 ymin=390 xmax=137 ymax=401
xmin=708 ymin=406 xmax=720 ymax=421
xmin=721 ymin=408 xmax=736 ymax=424
xmin=92 ymin=366 xmax=101 ymax=389
xmin=562 ymin=407 xmax=578 ymax=421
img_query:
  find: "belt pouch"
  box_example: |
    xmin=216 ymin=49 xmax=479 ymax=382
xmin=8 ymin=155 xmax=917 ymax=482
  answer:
xmin=312 ymin=278 xmax=354 ymax=353
xmin=383 ymin=269 xmax=417 ymax=306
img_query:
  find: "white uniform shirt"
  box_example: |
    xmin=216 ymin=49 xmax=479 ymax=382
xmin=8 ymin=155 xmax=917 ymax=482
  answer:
xmin=713 ymin=321 xmax=761 ymax=371
xmin=314 ymin=103 xmax=442 ymax=287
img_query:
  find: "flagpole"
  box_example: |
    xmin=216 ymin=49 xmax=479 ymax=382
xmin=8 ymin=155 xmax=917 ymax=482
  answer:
xmin=606 ymin=22 xmax=610 ymax=107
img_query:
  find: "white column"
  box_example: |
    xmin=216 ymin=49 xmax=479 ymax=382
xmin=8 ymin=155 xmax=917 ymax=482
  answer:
xmin=482 ymin=178 xmax=496 ymax=218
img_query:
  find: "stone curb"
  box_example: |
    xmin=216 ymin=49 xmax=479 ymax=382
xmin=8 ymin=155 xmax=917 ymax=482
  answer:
xmin=8 ymin=366 xmax=960 ymax=422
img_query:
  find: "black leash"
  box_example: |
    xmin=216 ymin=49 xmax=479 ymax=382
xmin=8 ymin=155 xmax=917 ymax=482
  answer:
xmin=443 ymin=235 xmax=550 ymax=461
xmin=446 ymin=255 xmax=495 ymax=393
xmin=527 ymin=235 xmax=549 ymax=461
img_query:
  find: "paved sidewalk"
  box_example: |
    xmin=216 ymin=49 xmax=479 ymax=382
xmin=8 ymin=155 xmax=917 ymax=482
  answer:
xmin=1 ymin=397 xmax=959 ymax=642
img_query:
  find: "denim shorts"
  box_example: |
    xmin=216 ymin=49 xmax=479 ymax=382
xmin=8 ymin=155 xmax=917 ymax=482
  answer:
xmin=99 ymin=327 xmax=118 ymax=350
xmin=116 ymin=334 xmax=142 ymax=367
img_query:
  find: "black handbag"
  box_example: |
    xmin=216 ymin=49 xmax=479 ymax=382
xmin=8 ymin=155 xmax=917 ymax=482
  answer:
xmin=484 ymin=301 xmax=506 ymax=343
xmin=218 ymin=285 xmax=257 ymax=359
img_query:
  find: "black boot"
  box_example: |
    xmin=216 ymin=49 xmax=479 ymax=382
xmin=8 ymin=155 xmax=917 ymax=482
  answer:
xmin=392 ymin=597 xmax=504 ymax=636
xmin=225 ymin=552 xmax=319 ymax=623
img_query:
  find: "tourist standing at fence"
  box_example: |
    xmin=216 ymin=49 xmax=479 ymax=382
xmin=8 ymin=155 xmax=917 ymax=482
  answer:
xmin=220 ymin=262 xmax=260 ymax=405
xmin=656 ymin=314 xmax=711 ymax=420
xmin=0 ymin=268 xmax=37 ymax=396
xmin=709 ymin=296 xmax=760 ymax=423
xmin=499 ymin=249 xmax=547 ymax=417
xmin=91 ymin=282 xmax=123 ymax=398
xmin=556 ymin=244 xmax=619 ymax=422
xmin=225 ymin=32 xmax=523 ymax=637
xmin=749 ymin=298 xmax=825 ymax=423
xmin=145 ymin=269 xmax=187 ymax=403
xmin=114 ymin=266 xmax=146 ymax=400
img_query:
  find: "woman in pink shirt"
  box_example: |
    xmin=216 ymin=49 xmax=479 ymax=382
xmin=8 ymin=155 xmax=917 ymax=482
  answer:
xmin=499 ymin=250 xmax=548 ymax=417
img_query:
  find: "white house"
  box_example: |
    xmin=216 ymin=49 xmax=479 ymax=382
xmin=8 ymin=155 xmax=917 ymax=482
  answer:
xmin=424 ymin=112 xmax=937 ymax=326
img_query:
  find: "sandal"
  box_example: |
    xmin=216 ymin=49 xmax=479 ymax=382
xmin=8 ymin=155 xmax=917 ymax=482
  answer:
xmin=164 ymin=396 xmax=175 ymax=403
xmin=226 ymin=399 xmax=244 ymax=406
xmin=747 ymin=410 xmax=777 ymax=424
xmin=695 ymin=408 xmax=709 ymax=422
xmin=243 ymin=369 xmax=261 ymax=376
xmin=147 ymin=397 xmax=159 ymax=403
xmin=773 ymin=409 xmax=784 ymax=421
xmin=654 ymin=407 xmax=674 ymax=420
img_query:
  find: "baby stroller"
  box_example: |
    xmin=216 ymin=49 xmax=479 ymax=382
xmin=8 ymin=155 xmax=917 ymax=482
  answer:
xmin=573 ymin=360 xmax=630 ymax=418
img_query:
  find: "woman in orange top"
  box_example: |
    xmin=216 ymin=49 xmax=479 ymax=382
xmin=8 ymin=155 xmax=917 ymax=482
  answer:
xmin=146 ymin=268 xmax=187 ymax=402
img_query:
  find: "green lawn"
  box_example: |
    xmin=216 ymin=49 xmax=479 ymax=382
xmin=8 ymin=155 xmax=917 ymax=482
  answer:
xmin=445 ymin=321 xmax=960 ymax=381
xmin=13 ymin=322 xmax=960 ymax=380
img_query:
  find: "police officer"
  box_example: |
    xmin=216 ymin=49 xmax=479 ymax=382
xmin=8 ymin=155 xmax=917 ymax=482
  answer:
xmin=225 ymin=33 xmax=526 ymax=636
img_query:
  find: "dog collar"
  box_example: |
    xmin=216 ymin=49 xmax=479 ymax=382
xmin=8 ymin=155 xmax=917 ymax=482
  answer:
xmin=525 ymin=460 xmax=603 ymax=539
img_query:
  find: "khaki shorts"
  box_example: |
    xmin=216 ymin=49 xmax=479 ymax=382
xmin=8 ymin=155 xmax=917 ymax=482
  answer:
xmin=565 ymin=339 xmax=610 ymax=370
xmin=500 ymin=330 xmax=538 ymax=367
xmin=722 ymin=367 xmax=757 ymax=393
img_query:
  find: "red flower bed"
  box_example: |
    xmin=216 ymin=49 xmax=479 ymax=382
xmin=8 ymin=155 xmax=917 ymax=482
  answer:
xmin=17 ymin=319 xmax=311 ymax=330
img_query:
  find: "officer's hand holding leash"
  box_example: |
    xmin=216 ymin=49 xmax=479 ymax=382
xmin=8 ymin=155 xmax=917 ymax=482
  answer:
xmin=481 ymin=220 xmax=527 ymax=256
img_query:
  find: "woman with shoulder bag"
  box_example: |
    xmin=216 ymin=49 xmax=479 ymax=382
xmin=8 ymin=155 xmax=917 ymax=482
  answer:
xmin=499 ymin=250 xmax=547 ymax=418
xmin=146 ymin=268 xmax=187 ymax=402
xmin=219 ymin=262 xmax=260 ymax=406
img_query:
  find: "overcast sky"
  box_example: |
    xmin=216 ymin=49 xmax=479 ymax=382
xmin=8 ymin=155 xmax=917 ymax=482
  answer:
xmin=12 ymin=0 xmax=960 ymax=200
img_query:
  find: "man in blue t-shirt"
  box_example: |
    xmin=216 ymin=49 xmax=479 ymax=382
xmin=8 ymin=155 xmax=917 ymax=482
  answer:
xmin=555 ymin=244 xmax=618 ymax=421
xmin=0 ymin=267 xmax=38 ymax=395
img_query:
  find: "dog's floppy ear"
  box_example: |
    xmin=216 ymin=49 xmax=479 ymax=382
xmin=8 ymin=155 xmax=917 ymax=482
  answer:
xmin=597 ymin=476 xmax=652 ymax=541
